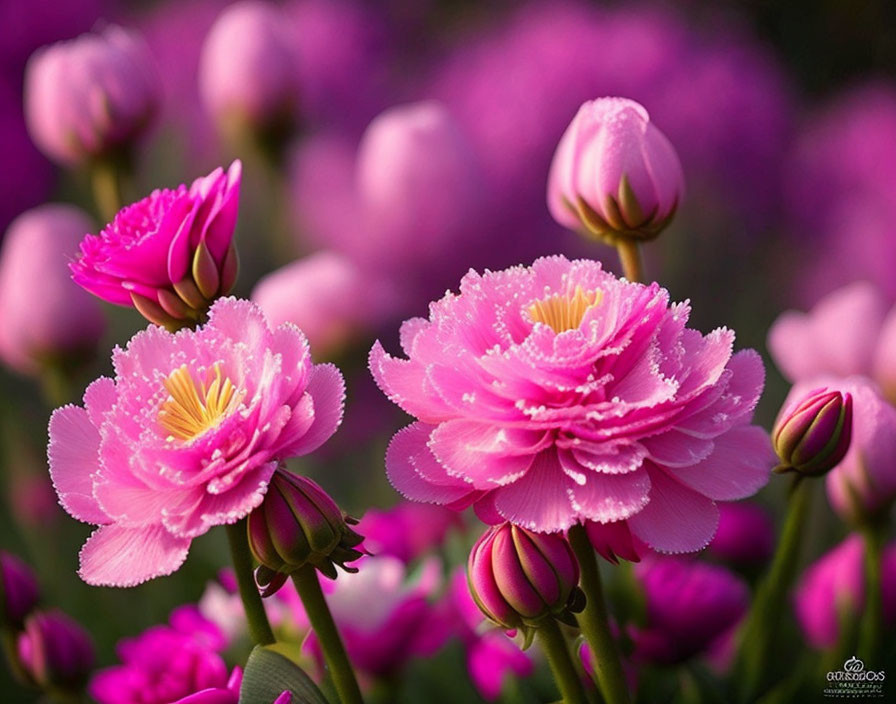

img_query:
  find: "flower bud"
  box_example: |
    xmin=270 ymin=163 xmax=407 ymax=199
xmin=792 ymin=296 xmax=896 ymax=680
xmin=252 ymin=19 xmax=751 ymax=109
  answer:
xmin=548 ymin=97 xmax=684 ymax=245
xmin=18 ymin=609 xmax=94 ymax=692
xmin=0 ymin=205 xmax=105 ymax=376
xmin=773 ymin=387 xmax=852 ymax=477
xmin=24 ymin=25 xmax=159 ymax=166
xmin=199 ymin=1 xmax=299 ymax=149
xmin=0 ymin=552 xmax=40 ymax=629
xmin=248 ymin=469 xmax=364 ymax=595
xmin=70 ymin=162 xmax=240 ymax=329
xmin=467 ymin=523 xmax=582 ymax=635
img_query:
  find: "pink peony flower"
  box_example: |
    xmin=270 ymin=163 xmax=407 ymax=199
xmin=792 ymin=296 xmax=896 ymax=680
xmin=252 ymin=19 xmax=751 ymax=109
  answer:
xmin=794 ymin=534 xmax=896 ymax=649
xmin=370 ymin=256 xmax=772 ymax=550
xmin=47 ymin=297 xmax=345 ymax=586
xmin=70 ymin=162 xmax=241 ymax=326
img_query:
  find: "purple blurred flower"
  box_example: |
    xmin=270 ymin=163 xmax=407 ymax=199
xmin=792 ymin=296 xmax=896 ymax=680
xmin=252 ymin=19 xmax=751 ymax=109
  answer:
xmin=794 ymin=535 xmax=896 ymax=649
xmin=0 ymin=552 xmax=39 ymax=629
xmin=708 ymin=502 xmax=775 ymax=567
xmin=24 ymin=25 xmax=160 ymax=165
xmin=357 ymin=501 xmax=461 ymax=564
xmin=19 ymin=609 xmax=95 ymax=692
xmin=0 ymin=204 xmax=105 ymax=375
xmin=631 ymin=556 xmax=749 ymax=664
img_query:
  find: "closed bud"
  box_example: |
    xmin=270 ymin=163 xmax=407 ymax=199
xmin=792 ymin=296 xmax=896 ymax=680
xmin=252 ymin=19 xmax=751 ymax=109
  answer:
xmin=548 ymin=97 xmax=684 ymax=246
xmin=18 ymin=609 xmax=94 ymax=693
xmin=773 ymin=388 xmax=853 ymax=477
xmin=248 ymin=469 xmax=363 ymax=595
xmin=0 ymin=552 xmax=40 ymax=629
xmin=467 ymin=523 xmax=582 ymax=638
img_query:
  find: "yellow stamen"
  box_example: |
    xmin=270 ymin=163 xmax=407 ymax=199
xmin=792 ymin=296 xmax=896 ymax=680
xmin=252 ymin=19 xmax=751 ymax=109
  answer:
xmin=528 ymin=286 xmax=603 ymax=333
xmin=158 ymin=363 xmax=240 ymax=441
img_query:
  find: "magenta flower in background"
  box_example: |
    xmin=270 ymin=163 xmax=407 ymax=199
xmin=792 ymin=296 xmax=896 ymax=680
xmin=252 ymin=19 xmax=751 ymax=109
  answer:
xmin=70 ymin=161 xmax=240 ymax=325
xmin=371 ymin=256 xmax=773 ymax=551
xmin=707 ymin=502 xmax=775 ymax=567
xmin=47 ymin=297 xmax=345 ymax=586
xmin=357 ymin=501 xmax=461 ymax=564
xmin=547 ymin=97 xmax=684 ymax=240
xmin=0 ymin=204 xmax=105 ymax=375
xmin=24 ymin=25 xmax=160 ymax=166
xmin=18 ymin=609 xmax=95 ymax=692
xmin=631 ymin=556 xmax=749 ymax=664
xmin=0 ymin=552 xmax=40 ymax=628
xmin=794 ymin=534 xmax=896 ymax=649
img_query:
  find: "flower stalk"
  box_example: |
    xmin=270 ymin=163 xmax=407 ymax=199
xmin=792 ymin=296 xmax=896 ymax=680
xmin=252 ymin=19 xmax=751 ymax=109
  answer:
xmin=615 ymin=240 xmax=644 ymax=283
xmin=225 ymin=519 xmax=275 ymax=646
xmin=858 ymin=521 xmax=886 ymax=660
xmin=537 ymin=618 xmax=588 ymax=704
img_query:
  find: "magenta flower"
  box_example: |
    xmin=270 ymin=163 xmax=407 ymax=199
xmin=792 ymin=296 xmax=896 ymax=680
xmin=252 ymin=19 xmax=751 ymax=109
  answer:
xmin=357 ymin=501 xmax=462 ymax=564
xmin=794 ymin=534 xmax=896 ymax=649
xmin=47 ymin=297 xmax=345 ymax=586
xmin=707 ymin=502 xmax=775 ymax=567
xmin=18 ymin=609 xmax=95 ymax=692
xmin=370 ymin=256 xmax=772 ymax=550
xmin=70 ymin=161 xmax=241 ymax=326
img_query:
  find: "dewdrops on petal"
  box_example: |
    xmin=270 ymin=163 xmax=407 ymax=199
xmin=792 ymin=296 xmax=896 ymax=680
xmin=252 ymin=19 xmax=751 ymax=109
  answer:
xmin=70 ymin=161 xmax=241 ymax=328
xmin=47 ymin=297 xmax=345 ymax=587
xmin=370 ymin=256 xmax=774 ymax=551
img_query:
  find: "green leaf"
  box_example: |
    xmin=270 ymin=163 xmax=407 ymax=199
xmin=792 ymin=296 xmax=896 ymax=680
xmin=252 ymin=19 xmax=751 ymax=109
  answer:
xmin=239 ymin=645 xmax=330 ymax=704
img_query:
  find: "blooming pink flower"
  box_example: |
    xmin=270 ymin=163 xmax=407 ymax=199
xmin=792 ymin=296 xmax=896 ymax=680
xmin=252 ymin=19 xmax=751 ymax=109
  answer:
xmin=70 ymin=162 xmax=241 ymax=324
xmin=356 ymin=501 xmax=461 ymax=564
xmin=794 ymin=534 xmax=896 ymax=649
xmin=370 ymin=256 xmax=772 ymax=550
xmin=48 ymin=297 xmax=345 ymax=586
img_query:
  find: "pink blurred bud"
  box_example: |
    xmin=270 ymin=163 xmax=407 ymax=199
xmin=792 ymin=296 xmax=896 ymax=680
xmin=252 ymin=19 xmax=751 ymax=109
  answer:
xmin=773 ymin=387 xmax=852 ymax=477
xmin=70 ymin=161 xmax=240 ymax=328
xmin=199 ymin=1 xmax=299 ymax=144
xmin=252 ymin=252 xmax=392 ymax=357
xmin=248 ymin=469 xmax=364 ymax=595
xmin=708 ymin=502 xmax=775 ymax=567
xmin=0 ymin=205 xmax=105 ymax=375
xmin=548 ymin=97 xmax=684 ymax=244
xmin=19 ymin=609 xmax=95 ymax=692
xmin=467 ymin=523 xmax=582 ymax=633
xmin=24 ymin=25 xmax=159 ymax=165
xmin=794 ymin=534 xmax=896 ymax=649
xmin=357 ymin=501 xmax=462 ymax=564
xmin=0 ymin=552 xmax=40 ymax=629
xmin=632 ymin=557 xmax=748 ymax=665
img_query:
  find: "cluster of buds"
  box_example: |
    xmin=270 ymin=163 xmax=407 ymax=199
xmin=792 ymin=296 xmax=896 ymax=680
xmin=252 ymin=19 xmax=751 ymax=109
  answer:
xmin=248 ymin=469 xmax=364 ymax=596
xmin=548 ymin=97 xmax=684 ymax=247
xmin=467 ymin=523 xmax=583 ymax=645
xmin=70 ymin=162 xmax=241 ymax=330
xmin=773 ymin=387 xmax=853 ymax=477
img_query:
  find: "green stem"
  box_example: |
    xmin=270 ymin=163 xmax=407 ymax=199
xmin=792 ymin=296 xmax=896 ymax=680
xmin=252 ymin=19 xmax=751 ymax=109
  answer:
xmin=734 ymin=477 xmax=812 ymax=702
xmin=615 ymin=240 xmax=644 ymax=283
xmin=224 ymin=520 xmax=275 ymax=646
xmin=536 ymin=619 xmax=588 ymax=704
xmin=568 ymin=524 xmax=630 ymax=704
xmin=858 ymin=523 xmax=885 ymax=660
xmin=90 ymin=158 xmax=125 ymax=223
xmin=292 ymin=567 xmax=364 ymax=704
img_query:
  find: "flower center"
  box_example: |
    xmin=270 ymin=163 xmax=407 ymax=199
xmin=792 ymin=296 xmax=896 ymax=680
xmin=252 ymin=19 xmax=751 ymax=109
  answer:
xmin=528 ymin=286 xmax=603 ymax=332
xmin=158 ymin=363 xmax=241 ymax=441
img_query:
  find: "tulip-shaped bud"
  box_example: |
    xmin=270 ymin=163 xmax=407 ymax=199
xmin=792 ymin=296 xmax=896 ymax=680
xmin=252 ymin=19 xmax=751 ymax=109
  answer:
xmin=199 ymin=1 xmax=300 ymax=151
xmin=0 ymin=205 xmax=105 ymax=376
xmin=18 ymin=610 xmax=94 ymax=693
xmin=70 ymin=162 xmax=241 ymax=329
xmin=467 ymin=523 xmax=583 ymax=642
xmin=24 ymin=25 xmax=160 ymax=166
xmin=248 ymin=469 xmax=364 ymax=595
xmin=0 ymin=552 xmax=40 ymax=630
xmin=548 ymin=97 xmax=684 ymax=246
xmin=773 ymin=387 xmax=853 ymax=477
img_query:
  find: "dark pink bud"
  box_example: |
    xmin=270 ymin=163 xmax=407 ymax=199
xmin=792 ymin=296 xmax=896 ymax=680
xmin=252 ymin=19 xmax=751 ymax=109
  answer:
xmin=773 ymin=388 xmax=853 ymax=476
xmin=248 ymin=469 xmax=363 ymax=594
xmin=18 ymin=609 xmax=94 ymax=692
xmin=467 ymin=523 xmax=582 ymax=633
xmin=0 ymin=552 xmax=40 ymax=629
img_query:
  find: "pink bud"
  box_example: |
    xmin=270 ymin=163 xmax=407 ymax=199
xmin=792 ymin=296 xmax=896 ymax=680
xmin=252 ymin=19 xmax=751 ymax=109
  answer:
xmin=0 ymin=552 xmax=40 ymax=629
xmin=0 ymin=205 xmax=105 ymax=375
xmin=18 ymin=609 xmax=95 ymax=692
xmin=199 ymin=1 xmax=299 ymax=143
xmin=548 ymin=97 xmax=684 ymax=243
xmin=772 ymin=387 xmax=852 ymax=476
xmin=24 ymin=25 xmax=160 ymax=165
xmin=467 ymin=523 xmax=581 ymax=632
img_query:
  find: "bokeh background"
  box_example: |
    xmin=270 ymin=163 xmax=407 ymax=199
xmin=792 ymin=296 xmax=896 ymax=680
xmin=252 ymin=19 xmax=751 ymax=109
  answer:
xmin=1 ymin=0 xmax=895 ymax=701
